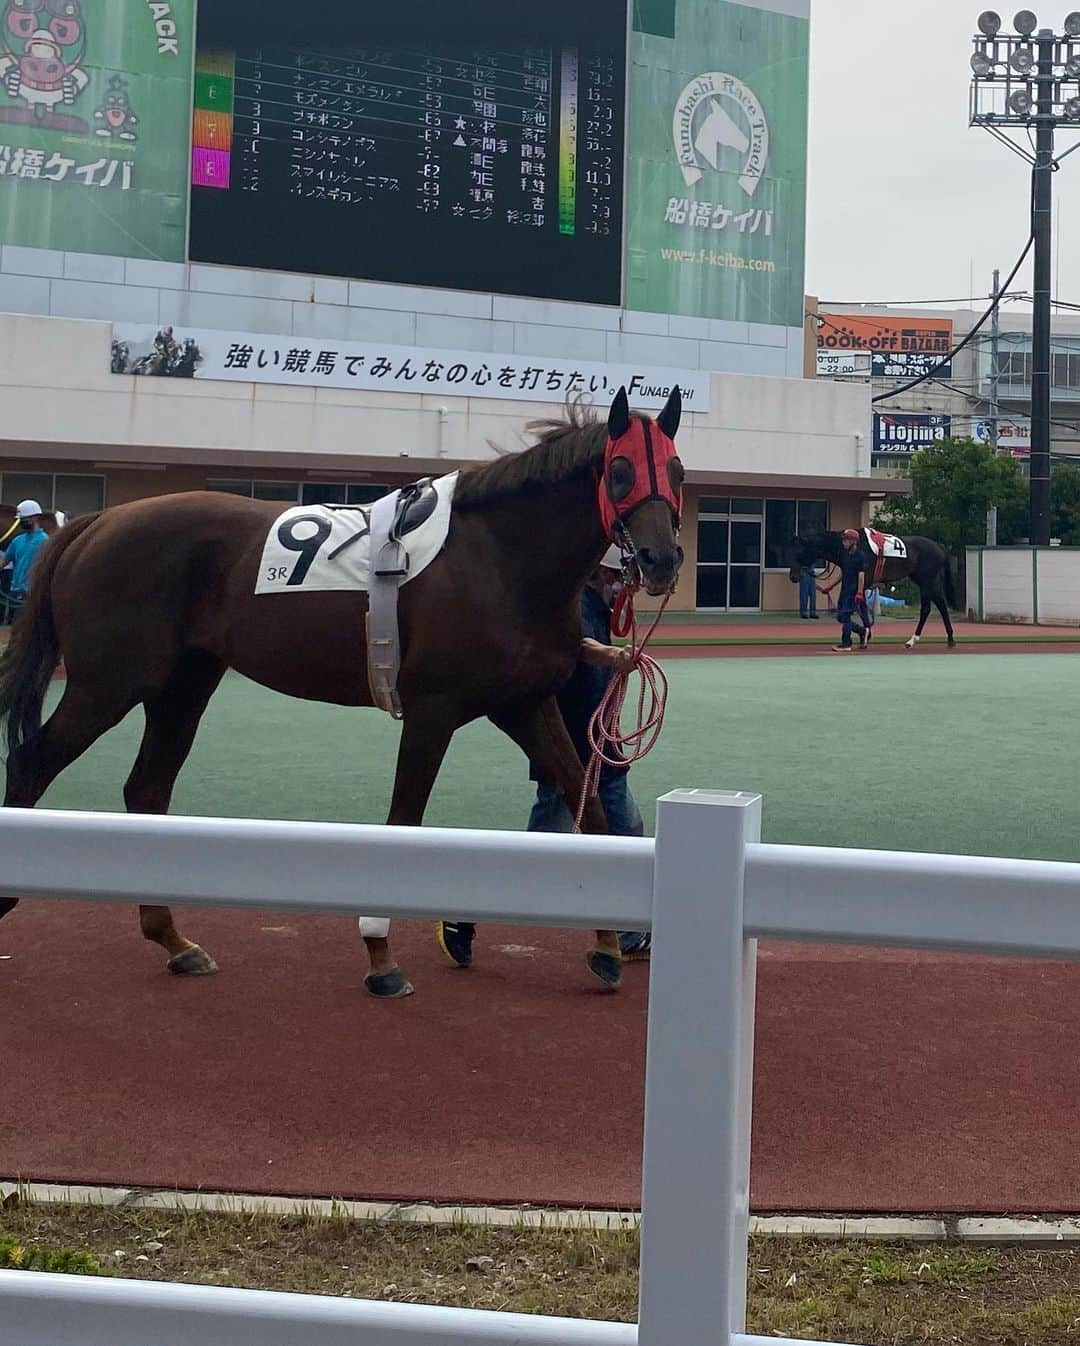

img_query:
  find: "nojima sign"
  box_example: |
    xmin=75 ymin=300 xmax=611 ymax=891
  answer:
xmin=873 ymin=413 xmax=951 ymax=454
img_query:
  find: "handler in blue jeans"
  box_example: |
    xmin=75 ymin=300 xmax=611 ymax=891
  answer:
xmin=437 ymin=546 xmax=651 ymax=968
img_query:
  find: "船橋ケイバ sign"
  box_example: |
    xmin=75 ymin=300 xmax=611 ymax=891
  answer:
xmin=0 ymin=0 xmax=194 ymax=260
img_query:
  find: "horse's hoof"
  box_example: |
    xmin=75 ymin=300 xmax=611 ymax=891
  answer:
xmin=586 ymin=949 xmax=622 ymax=990
xmin=948 ymin=639 xmax=957 ymax=648
xmin=167 ymin=944 xmax=218 ymax=976
xmin=364 ymin=967 xmax=414 ymax=999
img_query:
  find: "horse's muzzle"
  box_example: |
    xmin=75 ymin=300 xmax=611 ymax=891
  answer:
xmin=637 ymin=544 xmax=683 ymax=596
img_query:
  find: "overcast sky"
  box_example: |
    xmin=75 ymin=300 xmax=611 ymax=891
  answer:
xmin=805 ymin=0 xmax=1080 ymax=307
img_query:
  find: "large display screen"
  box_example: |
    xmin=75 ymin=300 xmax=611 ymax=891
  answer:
xmin=188 ymin=1 xmax=627 ymax=304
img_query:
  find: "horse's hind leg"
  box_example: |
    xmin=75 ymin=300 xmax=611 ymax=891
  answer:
xmin=491 ymin=696 xmax=622 ymax=991
xmin=124 ymin=651 xmax=225 ymax=976
xmin=933 ymin=591 xmax=957 ymax=647
xmin=1 ymin=681 xmax=139 ymax=925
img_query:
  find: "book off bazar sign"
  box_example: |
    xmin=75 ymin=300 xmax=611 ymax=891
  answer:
xmin=109 ymin=325 xmax=711 ymax=412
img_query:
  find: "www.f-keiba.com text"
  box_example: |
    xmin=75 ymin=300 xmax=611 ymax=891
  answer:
xmin=660 ymin=247 xmax=776 ymax=272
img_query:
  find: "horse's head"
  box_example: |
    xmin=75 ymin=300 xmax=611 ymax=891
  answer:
xmin=785 ymin=533 xmax=823 ymax=583
xmin=600 ymin=385 xmax=685 ymax=596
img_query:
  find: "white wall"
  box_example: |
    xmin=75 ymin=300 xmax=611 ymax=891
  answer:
xmin=966 ymin=547 xmax=1080 ymax=625
xmin=0 ymin=244 xmax=805 ymax=382
xmin=0 ymin=312 xmax=868 ymax=479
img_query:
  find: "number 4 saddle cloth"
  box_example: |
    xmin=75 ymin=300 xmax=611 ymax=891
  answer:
xmin=862 ymin=527 xmax=906 ymax=583
xmin=254 ymin=472 xmax=458 ymax=596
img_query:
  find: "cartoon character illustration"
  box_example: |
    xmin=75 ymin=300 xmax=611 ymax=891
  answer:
xmin=0 ymin=0 xmax=89 ymax=132
xmin=94 ymin=73 xmax=137 ymax=140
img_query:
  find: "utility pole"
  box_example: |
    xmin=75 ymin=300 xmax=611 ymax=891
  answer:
xmin=990 ymin=266 xmax=1001 ymax=453
xmin=1030 ymin=27 xmax=1055 ymax=545
xmin=968 ymin=9 xmax=1080 ymax=545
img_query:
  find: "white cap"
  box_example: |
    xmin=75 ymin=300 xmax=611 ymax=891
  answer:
xmin=600 ymin=544 xmax=624 ymax=570
xmin=15 ymin=500 xmax=42 ymax=519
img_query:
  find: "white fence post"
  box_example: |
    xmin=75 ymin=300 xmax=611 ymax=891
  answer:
xmin=638 ymin=789 xmax=762 ymax=1346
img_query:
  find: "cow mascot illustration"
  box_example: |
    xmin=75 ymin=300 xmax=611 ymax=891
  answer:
xmin=0 ymin=0 xmax=90 ymax=132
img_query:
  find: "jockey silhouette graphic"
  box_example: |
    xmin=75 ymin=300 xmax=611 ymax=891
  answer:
xmin=0 ymin=0 xmax=90 ymax=132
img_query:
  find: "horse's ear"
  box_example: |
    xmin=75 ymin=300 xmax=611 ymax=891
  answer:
xmin=657 ymin=385 xmax=682 ymax=439
xmin=608 ymin=386 xmax=631 ymax=440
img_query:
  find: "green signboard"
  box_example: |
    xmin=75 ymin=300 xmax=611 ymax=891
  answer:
xmin=626 ymin=0 xmax=809 ymax=327
xmin=0 ymin=1 xmax=194 ymax=261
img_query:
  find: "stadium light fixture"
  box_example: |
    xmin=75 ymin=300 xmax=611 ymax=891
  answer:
xmin=969 ymin=8 xmax=1080 ymax=548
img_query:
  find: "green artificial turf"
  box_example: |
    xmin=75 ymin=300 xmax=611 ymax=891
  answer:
xmin=33 ymin=654 xmax=1076 ymax=863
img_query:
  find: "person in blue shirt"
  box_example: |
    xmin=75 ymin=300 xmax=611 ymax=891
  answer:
xmin=437 ymin=546 xmax=650 ymax=976
xmin=0 ymin=500 xmax=49 ymax=616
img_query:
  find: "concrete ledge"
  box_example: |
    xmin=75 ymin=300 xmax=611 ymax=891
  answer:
xmin=8 ymin=1182 xmax=1080 ymax=1243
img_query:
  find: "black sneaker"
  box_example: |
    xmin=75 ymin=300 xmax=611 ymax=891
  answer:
xmin=618 ymin=930 xmax=651 ymax=960
xmin=436 ymin=921 xmax=475 ymax=968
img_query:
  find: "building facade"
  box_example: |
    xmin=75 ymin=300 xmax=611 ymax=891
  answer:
xmin=0 ymin=0 xmax=901 ymax=613
xmin=813 ymin=299 xmax=1080 ymax=475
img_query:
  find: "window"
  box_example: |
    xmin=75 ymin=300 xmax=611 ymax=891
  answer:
xmin=1 ymin=472 xmax=105 ymax=516
xmin=207 ymin=479 xmax=299 ymax=501
xmin=301 ymin=482 xmax=390 ymax=506
xmin=763 ymin=498 xmax=828 ymax=569
xmin=55 ymin=475 xmax=106 ymax=516
xmin=209 ymin=480 xmax=392 ymax=505
xmin=994 ymin=350 xmax=1032 ymax=386
xmin=255 ymin=481 xmax=303 ymax=502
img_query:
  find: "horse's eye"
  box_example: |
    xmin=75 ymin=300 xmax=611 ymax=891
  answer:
xmin=667 ymin=458 xmax=684 ymax=493
xmin=607 ymin=456 xmax=635 ymax=503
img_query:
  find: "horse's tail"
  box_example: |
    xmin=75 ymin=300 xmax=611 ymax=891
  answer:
xmin=0 ymin=512 xmax=100 ymax=757
xmin=942 ymin=550 xmax=957 ymax=609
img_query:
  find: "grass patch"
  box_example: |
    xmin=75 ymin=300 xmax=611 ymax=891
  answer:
xmin=8 ymin=1203 xmax=1080 ymax=1342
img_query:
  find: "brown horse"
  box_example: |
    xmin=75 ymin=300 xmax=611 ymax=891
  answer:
xmin=0 ymin=389 xmax=684 ymax=997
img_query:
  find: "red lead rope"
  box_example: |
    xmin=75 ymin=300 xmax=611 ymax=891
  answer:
xmin=573 ymin=583 xmax=672 ymax=834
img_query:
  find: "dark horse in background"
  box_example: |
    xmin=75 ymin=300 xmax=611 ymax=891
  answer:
xmin=0 ymin=388 xmax=685 ymax=998
xmin=786 ymin=530 xmax=957 ymax=649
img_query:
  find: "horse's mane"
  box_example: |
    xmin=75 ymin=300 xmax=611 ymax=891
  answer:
xmin=453 ymin=400 xmax=611 ymax=511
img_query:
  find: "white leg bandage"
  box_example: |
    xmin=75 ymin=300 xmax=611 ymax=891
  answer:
xmin=357 ymin=916 xmax=391 ymax=939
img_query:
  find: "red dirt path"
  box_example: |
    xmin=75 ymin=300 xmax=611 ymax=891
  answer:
xmin=4 ymin=902 xmax=1080 ymax=1213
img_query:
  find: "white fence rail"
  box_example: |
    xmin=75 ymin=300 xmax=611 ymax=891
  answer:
xmin=4 ymin=787 xmax=1080 ymax=1346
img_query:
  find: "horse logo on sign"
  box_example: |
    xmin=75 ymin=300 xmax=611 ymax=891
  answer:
xmin=672 ymin=71 xmax=769 ymax=194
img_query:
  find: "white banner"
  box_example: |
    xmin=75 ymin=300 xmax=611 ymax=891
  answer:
xmin=816 ymin=350 xmax=872 ymax=379
xmin=973 ymin=416 xmax=1031 ymax=454
xmin=109 ymin=324 xmax=711 ymax=412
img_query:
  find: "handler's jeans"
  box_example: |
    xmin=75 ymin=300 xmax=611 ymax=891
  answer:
xmin=798 ymin=570 xmax=816 ymax=616
xmin=835 ymin=599 xmax=866 ymax=648
xmin=530 ymin=774 xmax=646 ymax=947
xmin=528 ymin=772 xmax=644 ymax=838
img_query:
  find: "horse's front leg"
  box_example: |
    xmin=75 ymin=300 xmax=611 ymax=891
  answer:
xmin=359 ymin=697 xmax=459 ymax=999
xmin=906 ymin=592 xmax=933 ymax=650
xmin=491 ymin=696 xmax=622 ymax=991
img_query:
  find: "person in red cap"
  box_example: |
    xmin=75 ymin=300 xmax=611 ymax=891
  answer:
xmin=819 ymin=528 xmax=869 ymax=652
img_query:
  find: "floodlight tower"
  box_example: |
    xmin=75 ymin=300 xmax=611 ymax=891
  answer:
xmin=970 ymin=9 xmax=1080 ymax=544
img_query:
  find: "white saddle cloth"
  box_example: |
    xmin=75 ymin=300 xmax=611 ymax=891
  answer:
xmin=253 ymin=473 xmax=457 ymax=595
